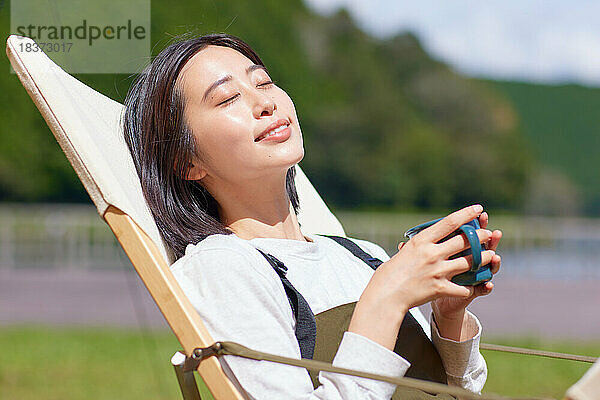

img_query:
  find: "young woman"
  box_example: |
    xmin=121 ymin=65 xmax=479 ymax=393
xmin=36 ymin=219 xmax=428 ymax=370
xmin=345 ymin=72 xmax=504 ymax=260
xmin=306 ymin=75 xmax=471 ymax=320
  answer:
xmin=123 ymin=33 xmax=502 ymax=399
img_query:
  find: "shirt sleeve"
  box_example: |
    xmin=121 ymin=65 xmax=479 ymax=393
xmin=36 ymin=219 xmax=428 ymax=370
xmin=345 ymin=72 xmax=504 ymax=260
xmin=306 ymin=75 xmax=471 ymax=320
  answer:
xmin=430 ymin=310 xmax=488 ymax=394
xmin=171 ymin=245 xmax=411 ymax=400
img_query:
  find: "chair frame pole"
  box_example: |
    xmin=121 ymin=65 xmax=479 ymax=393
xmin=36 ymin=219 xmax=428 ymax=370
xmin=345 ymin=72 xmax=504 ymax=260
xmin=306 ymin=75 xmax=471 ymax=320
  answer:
xmin=103 ymin=206 xmax=248 ymax=399
xmin=172 ymin=351 xmax=203 ymax=400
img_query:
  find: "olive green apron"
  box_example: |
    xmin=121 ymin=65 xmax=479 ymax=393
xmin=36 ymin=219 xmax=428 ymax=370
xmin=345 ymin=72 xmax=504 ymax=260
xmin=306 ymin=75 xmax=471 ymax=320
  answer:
xmin=256 ymin=234 xmax=455 ymax=399
xmin=311 ymin=301 xmax=454 ymax=399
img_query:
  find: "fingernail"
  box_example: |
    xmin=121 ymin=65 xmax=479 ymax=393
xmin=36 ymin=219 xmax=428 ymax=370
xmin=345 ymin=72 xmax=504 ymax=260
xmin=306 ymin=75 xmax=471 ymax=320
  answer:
xmin=473 ymin=204 xmax=483 ymax=213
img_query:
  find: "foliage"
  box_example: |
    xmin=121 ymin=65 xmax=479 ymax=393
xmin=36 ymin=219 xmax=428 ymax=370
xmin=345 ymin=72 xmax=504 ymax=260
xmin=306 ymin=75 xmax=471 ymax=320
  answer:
xmin=488 ymin=80 xmax=600 ymax=215
xmin=1 ymin=0 xmax=534 ymax=212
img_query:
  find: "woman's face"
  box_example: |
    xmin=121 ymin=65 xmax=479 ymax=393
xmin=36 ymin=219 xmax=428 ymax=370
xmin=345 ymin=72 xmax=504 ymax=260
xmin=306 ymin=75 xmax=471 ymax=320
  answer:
xmin=178 ymin=45 xmax=304 ymax=187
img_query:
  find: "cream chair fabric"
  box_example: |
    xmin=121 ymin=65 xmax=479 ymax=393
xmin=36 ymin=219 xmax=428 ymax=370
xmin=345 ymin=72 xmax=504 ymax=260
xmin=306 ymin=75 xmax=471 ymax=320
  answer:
xmin=6 ymin=34 xmax=345 ymax=264
xmin=567 ymin=359 xmax=600 ymax=400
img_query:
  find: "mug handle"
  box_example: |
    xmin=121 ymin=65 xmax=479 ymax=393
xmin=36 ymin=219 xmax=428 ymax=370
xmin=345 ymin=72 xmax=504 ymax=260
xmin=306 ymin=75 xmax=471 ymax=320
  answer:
xmin=457 ymin=224 xmax=482 ymax=271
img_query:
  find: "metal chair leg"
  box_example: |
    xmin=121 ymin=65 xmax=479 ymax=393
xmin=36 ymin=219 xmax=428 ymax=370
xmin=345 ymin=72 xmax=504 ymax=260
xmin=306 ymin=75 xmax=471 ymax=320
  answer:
xmin=172 ymin=351 xmax=202 ymax=400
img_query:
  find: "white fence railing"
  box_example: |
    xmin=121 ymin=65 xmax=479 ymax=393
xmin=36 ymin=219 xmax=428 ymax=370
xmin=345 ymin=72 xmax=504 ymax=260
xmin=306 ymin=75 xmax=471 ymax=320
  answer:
xmin=336 ymin=211 xmax=600 ymax=253
xmin=0 ymin=203 xmax=129 ymax=270
xmin=337 ymin=211 xmax=600 ymax=280
xmin=1 ymin=204 xmax=599 ymax=279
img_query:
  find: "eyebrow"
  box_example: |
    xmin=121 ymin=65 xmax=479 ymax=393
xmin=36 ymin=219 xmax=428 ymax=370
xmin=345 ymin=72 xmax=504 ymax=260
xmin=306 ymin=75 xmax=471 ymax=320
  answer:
xmin=202 ymin=64 xmax=269 ymax=102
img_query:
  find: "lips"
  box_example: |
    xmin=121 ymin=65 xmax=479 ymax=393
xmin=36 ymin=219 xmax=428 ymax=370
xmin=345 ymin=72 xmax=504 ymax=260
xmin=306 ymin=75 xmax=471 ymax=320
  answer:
xmin=255 ymin=119 xmax=290 ymax=142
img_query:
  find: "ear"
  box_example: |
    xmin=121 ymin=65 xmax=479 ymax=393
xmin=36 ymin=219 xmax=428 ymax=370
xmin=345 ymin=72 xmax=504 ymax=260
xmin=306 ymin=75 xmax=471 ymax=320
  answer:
xmin=184 ymin=162 xmax=207 ymax=181
xmin=178 ymin=163 xmax=206 ymax=181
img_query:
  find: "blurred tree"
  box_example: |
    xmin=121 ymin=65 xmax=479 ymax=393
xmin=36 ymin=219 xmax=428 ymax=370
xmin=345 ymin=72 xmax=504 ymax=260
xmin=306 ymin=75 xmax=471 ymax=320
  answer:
xmin=523 ymin=167 xmax=583 ymax=216
xmin=1 ymin=0 xmax=537 ymax=214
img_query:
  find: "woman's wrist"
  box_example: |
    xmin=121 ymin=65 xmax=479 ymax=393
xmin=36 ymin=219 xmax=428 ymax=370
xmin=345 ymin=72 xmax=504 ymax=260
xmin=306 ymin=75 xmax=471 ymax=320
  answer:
xmin=432 ymin=307 xmax=468 ymax=342
xmin=349 ymin=293 xmax=407 ymax=351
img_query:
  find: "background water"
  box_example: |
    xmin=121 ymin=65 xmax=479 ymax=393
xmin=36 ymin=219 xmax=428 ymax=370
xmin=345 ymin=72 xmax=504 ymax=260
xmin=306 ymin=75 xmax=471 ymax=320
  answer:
xmin=502 ymin=245 xmax=600 ymax=281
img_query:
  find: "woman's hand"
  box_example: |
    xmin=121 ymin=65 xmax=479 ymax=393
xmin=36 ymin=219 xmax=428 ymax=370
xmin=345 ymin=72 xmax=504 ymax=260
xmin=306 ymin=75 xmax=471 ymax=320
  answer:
xmin=430 ymin=211 xmax=502 ymax=341
xmin=360 ymin=205 xmax=497 ymax=315
xmin=349 ymin=205 xmax=497 ymax=351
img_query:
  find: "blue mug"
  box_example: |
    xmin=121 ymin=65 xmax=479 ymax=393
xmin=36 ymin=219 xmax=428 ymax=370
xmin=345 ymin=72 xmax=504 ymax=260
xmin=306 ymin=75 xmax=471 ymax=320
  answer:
xmin=404 ymin=218 xmax=493 ymax=286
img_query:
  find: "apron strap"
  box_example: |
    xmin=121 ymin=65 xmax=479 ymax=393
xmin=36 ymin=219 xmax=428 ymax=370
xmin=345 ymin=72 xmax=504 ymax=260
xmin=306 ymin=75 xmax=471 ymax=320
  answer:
xmin=316 ymin=234 xmax=384 ymax=270
xmin=256 ymin=249 xmax=317 ymax=360
xmin=254 ymin=235 xmax=387 ymax=360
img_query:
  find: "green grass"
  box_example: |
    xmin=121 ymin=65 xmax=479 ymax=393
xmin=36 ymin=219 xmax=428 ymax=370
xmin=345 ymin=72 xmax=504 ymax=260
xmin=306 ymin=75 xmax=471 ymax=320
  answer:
xmin=0 ymin=326 xmax=597 ymax=399
xmin=482 ymin=337 xmax=600 ymax=399
xmin=0 ymin=325 xmax=214 ymax=400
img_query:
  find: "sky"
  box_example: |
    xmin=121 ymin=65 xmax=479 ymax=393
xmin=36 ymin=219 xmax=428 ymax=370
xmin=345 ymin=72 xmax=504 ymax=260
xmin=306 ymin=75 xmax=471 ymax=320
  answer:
xmin=304 ymin=0 xmax=600 ymax=87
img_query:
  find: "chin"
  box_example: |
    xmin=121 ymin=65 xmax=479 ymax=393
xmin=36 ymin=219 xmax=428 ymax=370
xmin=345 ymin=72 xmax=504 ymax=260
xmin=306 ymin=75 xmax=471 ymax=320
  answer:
xmin=271 ymin=134 xmax=304 ymax=169
xmin=292 ymin=144 xmax=305 ymax=164
xmin=292 ymin=131 xmax=305 ymax=161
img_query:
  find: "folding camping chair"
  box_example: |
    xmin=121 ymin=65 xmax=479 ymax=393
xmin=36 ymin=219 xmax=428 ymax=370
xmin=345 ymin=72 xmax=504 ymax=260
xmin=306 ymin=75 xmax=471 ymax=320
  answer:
xmin=5 ymin=33 xmax=345 ymax=400
xmin=6 ymin=34 xmax=600 ymax=400
xmin=5 ymin=32 xmax=363 ymax=400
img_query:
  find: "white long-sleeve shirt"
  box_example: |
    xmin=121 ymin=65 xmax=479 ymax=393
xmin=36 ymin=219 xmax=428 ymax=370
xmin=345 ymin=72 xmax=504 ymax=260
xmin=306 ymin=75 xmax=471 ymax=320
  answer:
xmin=171 ymin=232 xmax=487 ymax=399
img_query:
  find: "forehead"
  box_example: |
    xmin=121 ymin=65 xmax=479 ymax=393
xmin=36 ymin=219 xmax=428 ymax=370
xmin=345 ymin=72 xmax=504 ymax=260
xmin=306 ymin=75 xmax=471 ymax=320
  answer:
xmin=180 ymin=45 xmax=256 ymax=83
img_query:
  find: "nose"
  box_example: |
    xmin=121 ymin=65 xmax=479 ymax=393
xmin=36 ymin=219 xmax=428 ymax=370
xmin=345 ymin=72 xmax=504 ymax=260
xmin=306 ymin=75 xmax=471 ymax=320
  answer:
xmin=252 ymin=91 xmax=277 ymax=118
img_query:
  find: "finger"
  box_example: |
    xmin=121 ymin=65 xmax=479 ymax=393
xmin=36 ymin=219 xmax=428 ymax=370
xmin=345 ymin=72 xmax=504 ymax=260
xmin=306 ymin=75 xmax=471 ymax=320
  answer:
xmin=487 ymin=230 xmax=502 ymax=252
xmin=479 ymin=212 xmax=489 ymax=230
xmin=437 ymin=228 xmax=492 ymax=258
xmin=397 ymin=242 xmax=405 ymax=251
xmin=418 ymin=204 xmax=484 ymax=243
xmin=473 ymin=281 xmax=494 ymax=298
xmin=490 ymin=254 xmax=501 ymax=275
xmin=441 ymin=281 xmax=474 ymax=298
xmin=446 ymin=249 xmax=496 ymax=274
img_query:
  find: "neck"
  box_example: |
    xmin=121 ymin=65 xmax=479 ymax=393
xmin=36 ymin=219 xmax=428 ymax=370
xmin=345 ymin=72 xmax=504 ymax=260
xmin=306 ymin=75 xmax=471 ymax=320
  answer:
xmin=210 ymin=173 xmax=308 ymax=242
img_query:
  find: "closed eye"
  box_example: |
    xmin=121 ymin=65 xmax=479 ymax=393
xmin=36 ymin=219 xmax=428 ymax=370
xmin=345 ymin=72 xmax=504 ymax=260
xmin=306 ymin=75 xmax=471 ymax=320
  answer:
xmin=257 ymin=80 xmax=276 ymax=88
xmin=217 ymin=94 xmax=240 ymax=106
xmin=216 ymin=81 xmax=275 ymax=107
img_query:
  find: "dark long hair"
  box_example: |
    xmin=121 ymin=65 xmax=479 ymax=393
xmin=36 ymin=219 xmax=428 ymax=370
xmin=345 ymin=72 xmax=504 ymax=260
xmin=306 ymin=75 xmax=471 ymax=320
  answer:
xmin=123 ymin=33 xmax=300 ymax=260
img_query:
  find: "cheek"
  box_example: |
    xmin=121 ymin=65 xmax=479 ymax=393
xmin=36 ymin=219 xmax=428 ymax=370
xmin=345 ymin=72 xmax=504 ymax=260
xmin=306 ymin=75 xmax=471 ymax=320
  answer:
xmin=210 ymin=113 xmax=247 ymax=142
xmin=193 ymin=111 xmax=252 ymax=166
xmin=276 ymin=90 xmax=298 ymax=117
